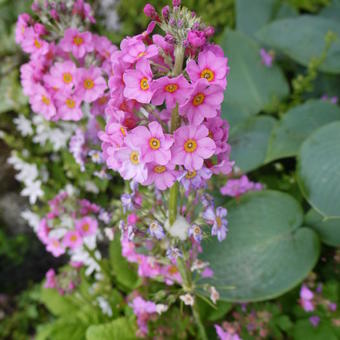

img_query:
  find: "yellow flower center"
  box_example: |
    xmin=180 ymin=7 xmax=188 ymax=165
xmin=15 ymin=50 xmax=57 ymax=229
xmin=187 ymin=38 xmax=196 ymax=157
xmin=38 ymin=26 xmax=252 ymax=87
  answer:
xmin=137 ymin=51 xmax=146 ymax=58
xmin=192 ymin=93 xmax=205 ymax=106
xmin=184 ymin=139 xmax=197 ymax=153
xmin=120 ymin=126 xmax=127 ymax=136
xmin=185 ymin=170 xmax=197 ymax=179
xmin=130 ymin=151 xmax=140 ymax=165
xmin=200 ymin=68 xmax=215 ymax=82
xmin=63 ymin=72 xmax=73 ymax=84
xmin=154 ymin=165 xmax=166 ymax=174
xmin=34 ymin=39 xmax=42 ymax=49
xmin=140 ymin=77 xmax=149 ymax=91
xmin=41 ymin=95 xmax=51 ymax=105
xmin=164 ymin=84 xmax=178 ymax=93
xmin=168 ymin=265 xmax=178 ymax=275
xmin=73 ymin=35 xmax=84 ymax=46
xmin=70 ymin=234 xmax=78 ymax=242
xmin=84 ymin=78 xmax=94 ymax=89
xmin=193 ymin=226 xmax=201 ymax=234
xmin=216 ymin=216 xmax=222 ymax=228
xmin=82 ymin=223 xmax=90 ymax=232
xmin=149 ymin=137 xmax=160 ymax=150
xmin=66 ymin=98 xmax=76 ymax=108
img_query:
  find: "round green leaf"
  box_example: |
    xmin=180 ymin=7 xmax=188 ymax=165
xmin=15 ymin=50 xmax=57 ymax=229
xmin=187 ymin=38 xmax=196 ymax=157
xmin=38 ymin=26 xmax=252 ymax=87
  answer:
xmin=297 ymin=121 xmax=340 ymax=218
xmin=256 ymin=15 xmax=340 ymax=74
xmin=221 ymin=29 xmax=289 ymax=124
xmin=305 ymin=209 xmax=340 ymax=247
xmin=266 ymin=100 xmax=340 ymax=161
xmin=200 ymin=191 xmax=320 ymax=302
xmin=230 ymin=116 xmax=276 ymax=172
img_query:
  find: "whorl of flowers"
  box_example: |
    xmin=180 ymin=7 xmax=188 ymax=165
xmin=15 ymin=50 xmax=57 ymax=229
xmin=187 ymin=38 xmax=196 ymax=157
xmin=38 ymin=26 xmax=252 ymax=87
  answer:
xmin=16 ymin=0 xmax=115 ymax=122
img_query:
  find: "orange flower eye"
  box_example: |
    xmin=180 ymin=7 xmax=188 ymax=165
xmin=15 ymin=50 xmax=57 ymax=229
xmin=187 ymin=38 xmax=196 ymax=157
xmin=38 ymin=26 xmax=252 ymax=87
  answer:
xmin=149 ymin=137 xmax=160 ymax=150
xmin=154 ymin=165 xmax=166 ymax=174
xmin=73 ymin=36 xmax=84 ymax=46
xmin=41 ymin=95 xmax=51 ymax=105
xmin=192 ymin=93 xmax=205 ymax=106
xmin=63 ymin=73 xmax=73 ymax=84
xmin=34 ymin=39 xmax=42 ymax=49
xmin=130 ymin=151 xmax=140 ymax=165
xmin=140 ymin=77 xmax=149 ymax=91
xmin=185 ymin=170 xmax=197 ymax=179
xmin=184 ymin=139 xmax=197 ymax=153
xmin=164 ymin=84 xmax=178 ymax=93
xmin=84 ymin=79 xmax=94 ymax=89
xmin=200 ymin=68 xmax=215 ymax=82
xmin=65 ymin=98 xmax=76 ymax=108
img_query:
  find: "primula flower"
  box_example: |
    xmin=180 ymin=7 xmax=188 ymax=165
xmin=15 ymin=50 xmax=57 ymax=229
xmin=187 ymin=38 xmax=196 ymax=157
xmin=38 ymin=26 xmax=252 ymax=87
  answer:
xmin=151 ymin=75 xmax=191 ymax=109
xmin=180 ymin=293 xmax=195 ymax=306
xmin=129 ymin=121 xmax=174 ymax=165
xmin=187 ymin=30 xmax=206 ymax=48
xmin=180 ymin=78 xmax=224 ymax=125
xmin=63 ymin=230 xmax=83 ymax=249
xmin=188 ymin=224 xmax=203 ymax=242
xmin=260 ymin=48 xmax=274 ymax=67
xmin=309 ymin=316 xmax=320 ymax=327
xmin=46 ymin=238 xmax=65 ymax=257
xmin=115 ymin=137 xmax=148 ymax=183
xmin=59 ymin=28 xmax=94 ymax=59
xmin=15 ymin=13 xmax=32 ymax=44
xmin=30 ymin=85 xmax=56 ymax=119
xmin=21 ymin=28 xmax=49 ymax=57
xmin=215 ymin=325 xmax=241 ymax=340
xmin=186 ymin=50 xmax=229 ymax=89
xmin=131 ymin=297 xmax=157 ymax=337
xmin=220 ymin=175 xmax=263 ymax=197
xmin=203 ymin=206 xmax=228 ymax=241
xmin=76 ymin=216 xmax=98 ymax=237
xmin=148 ymin=221 xmax=165 ymax=240
xmin=76 ymin=67 xmax=107 ymax=103
xmin=172 ymin=125 xmax=216 ymax=171
xmin=44 ymin=61 xmax=77 ymax=91
xmin=55 ymin=92 xmax=83 ymax=121
xmin=44 ymin=268 xmax=57 ymax=289
xmin=123 ymin=59 xmax=154 ymax=103
xmin=122 ymin=40 xmax=158 ymax=64
xmin=300 ymin=284 xmax=314 ymax=312
xmin=144 ymin=162 xmax=177 ymax=190
xmin=204 ymin=117 xmax=230 ymax=154
xmin=180 ymin=167 xmax=212 ymax=191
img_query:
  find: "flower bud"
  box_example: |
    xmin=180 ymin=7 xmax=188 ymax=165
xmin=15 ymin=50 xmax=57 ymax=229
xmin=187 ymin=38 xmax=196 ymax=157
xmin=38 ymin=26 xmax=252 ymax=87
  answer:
xmin=187 ymin=30 xmax=206 ymax=48
xmin=204 ymin=26 xmax=215 ymax=38
xmin=173 ymin=0 xmax=181 ymax=7
xmin=161 ymin=5 xmax=170 ymax=20
xmin=144 ymin=3 xmax=156 ymax=18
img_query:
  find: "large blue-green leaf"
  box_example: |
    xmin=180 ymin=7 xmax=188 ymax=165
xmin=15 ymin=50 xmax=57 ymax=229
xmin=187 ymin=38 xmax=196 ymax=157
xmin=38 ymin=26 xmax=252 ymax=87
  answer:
xmin=266 ymin=100 xmax=340 ymax=161
xmin=319 ymin=0 xmax=340 ymax=22
xmin=297 ymin=121 xmax=340 ymax=218
xmin=305 ymin=209 xmax=340 ymax=247
xmin=229 ymin=116 xmax=276 ymax=172
xmin=221 ymin=30 xmax=289 ymax=125
xmin=256 ymin=15 xmax=340 ymax=74
xmin=200 ymin=191 xmax=319 ymax=302
xmin=236 ymin=0 xmax=297 ymax=38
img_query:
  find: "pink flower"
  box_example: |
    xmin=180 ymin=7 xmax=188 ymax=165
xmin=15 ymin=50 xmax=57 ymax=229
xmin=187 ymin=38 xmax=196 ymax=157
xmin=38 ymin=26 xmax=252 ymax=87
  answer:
xmin=123 ymin=59 xmax=154 ymax=103
xmin=300 ymin=284 xmax=315 ymax=312
xmin=144 ymin=162 xmax=177 ymax=190
xmin=62 ymin=230 xmax=83 ymax=249
xmin=122 ymin=40 xmax=158 ymax=64
xmin=172 ymin=125 xmax=216 ymax=171
xmin=215 ymin=325 xmax=241 ymax=340
xmin=186 ymin=50 xmax=229 ymax=89
xmin=260 ymin=48 xmax=274 ymax=67
xmin=220 ymin=175 xmax=263 ymax=197
xmin=44 ymin=268 xmax=57 ymax=289
xmin=55 ymin=93 xmax=83 ymax=121
xmin=76 ymin=216 xmax=98 ymax=237
xmin=46 ymin=238 xmax=65 ymax=257
xmin=30 ymin=85 xmax=57 ymax=119
xmin=205 ymin=117 xmax=230 ymax=154
xmin=129 ymin=121 xmax=173 ymax=165
xmin=59 ymin=28 xmax=94 ymax=59
xmin=187 ymin=30 xmax=206 ymax=48
xmin=180 ymin=78 xmax=224 ymax=125
xmin=76 ymin=67 xmax=107 ymax=103
xmin=44 ymin=61 xmax=77 ymax=91
xmin=151 ymin=75 xmax=191 ymax=109
xmin=21 ymin=28 xmax=49 ymax=57
xmin=15 ymin=13 xmax=32 ymax=44
xmin=115 ymin=137 xmax=148 ymax=183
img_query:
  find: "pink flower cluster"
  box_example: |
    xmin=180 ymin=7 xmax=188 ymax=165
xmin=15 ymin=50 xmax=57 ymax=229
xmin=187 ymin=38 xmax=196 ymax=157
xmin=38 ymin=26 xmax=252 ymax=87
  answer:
xmin=37 ymin=191 xmax=100 ymax=257
xmin=220 ymin=175 xmax=263 ymax=198
xmin=99 ymin=2 xmax=232 ymax=191
xmin=16 ymin=2 xmax=115 ymax=121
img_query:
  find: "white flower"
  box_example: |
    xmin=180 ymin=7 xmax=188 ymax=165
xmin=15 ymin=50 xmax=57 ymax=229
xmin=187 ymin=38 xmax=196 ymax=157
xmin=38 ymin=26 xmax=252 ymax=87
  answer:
xmin=191 ymin=259 xmax=209 ymax=272
xmin=156 ymin=304 xmax=168 ymax=315
xmin=104 ymin=227 xmax=114 ymax=241
xmin=180 ymin=294 xmax=194 ymax=306
xmin=84 ymin=181 xmax=99 ymax=194
xmin=210 ymin=286 xmax=220 ymax=304
xmin=14 ymin=115 xmax=33 ymax=136
xmin=97 ymin=297 xmax=113 ymax=317
xmin=21 ymin=180 xmax=44 ymax=204
xmin=164 ymin=215 xmax=190 ymax=240
xmin=70 ymin=247 xmax=101 ymax=276
xmin=21 ymin=209 xmax=40 ymax=232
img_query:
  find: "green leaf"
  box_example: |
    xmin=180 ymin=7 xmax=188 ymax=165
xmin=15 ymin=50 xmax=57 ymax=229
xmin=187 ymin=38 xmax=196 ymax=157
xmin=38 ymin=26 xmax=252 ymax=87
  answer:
xmin=292 ymin=319 xmax=338 ymax=340
xmin=236 ymin=0 xmax=297 ymax=38
xmin=305 ymin=209 xmax=340 ymax=247
xmin=40 ymin=288 xmax=79 ymax=316
xmin=266 ymin=100 xmax=340 ymax=162
xmin=200 ymin=190 xmax=320 ymax=302
xmin=230 ymin=116 xmax=276 ymax=172
xmin=297 ymin=121 xmax=340 ymax=218
xmin=256 ymin=15 xmax=340 ymax=74
xmin=86 ymin=318 xmax=137 ymax=340
xmin=109 ymin=236 xmax=140 ymax=290
xmin=221 ymin=29 xmax=289 ymax=124
xmin=319 ymin=0 xmax=340 ymax=22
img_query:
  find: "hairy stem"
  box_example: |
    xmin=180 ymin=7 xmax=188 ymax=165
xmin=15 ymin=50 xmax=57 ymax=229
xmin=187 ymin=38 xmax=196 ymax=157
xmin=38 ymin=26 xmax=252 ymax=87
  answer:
xmin=192 ymin=302 xmax=208 ymax=340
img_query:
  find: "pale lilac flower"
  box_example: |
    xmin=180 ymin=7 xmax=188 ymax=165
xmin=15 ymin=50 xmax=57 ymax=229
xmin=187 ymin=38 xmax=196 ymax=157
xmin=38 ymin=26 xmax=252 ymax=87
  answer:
xmin=144 ymin=162 xmax=177 ymax=190
xmin=180 ymin=294 xmax=194 ymax=306
xmin=220 ymin=175 xmax=263 ymax=197
xmin=166 ymin=247 xmax=182 ymax=261
xmin=309 ymin=316 xmax=320 ymax=327
xmin=260 ymin=48 xmax=274 ymax=67
xmin=203 ymin=206 xmax=228 ymax=241
xmin=215 ymin=325 xmax=241 ymax=340
xmin=188 ymin=224 xmax=203 ymax=242
xmin=300 ymin=284 xmax=315 ymax=312
xmin=148 ymin=221 xmax=165 ymax=240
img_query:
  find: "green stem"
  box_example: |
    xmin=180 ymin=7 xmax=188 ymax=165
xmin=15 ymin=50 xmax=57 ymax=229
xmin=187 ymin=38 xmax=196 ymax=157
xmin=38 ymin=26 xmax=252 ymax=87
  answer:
xmin=168 ymin=45 xmax=185 ymax=226
xmin=84 ymin=244 xmax=112 ymax=280
xmin=192 ymin=303 xmax=208 ymax=340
